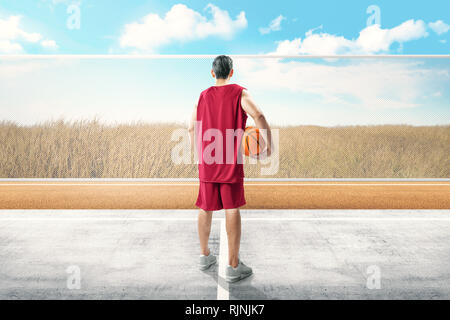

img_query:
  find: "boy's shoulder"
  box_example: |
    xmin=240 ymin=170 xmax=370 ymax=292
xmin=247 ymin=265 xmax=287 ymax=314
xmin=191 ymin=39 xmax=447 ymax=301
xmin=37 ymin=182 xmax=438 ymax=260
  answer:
xmin=200 ymin=84 xmax=246 ymax=96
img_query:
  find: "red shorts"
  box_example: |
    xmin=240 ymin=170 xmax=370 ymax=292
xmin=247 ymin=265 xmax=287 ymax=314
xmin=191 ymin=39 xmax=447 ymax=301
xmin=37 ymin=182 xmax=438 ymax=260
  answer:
xmin=195 ymin=181 xmax=246 ymax=211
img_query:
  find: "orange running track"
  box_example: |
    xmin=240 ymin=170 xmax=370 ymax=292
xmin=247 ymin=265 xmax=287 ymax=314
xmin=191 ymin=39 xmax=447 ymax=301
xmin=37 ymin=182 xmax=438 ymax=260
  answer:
xmin=0 ymin=180 xmax=448 ymax=209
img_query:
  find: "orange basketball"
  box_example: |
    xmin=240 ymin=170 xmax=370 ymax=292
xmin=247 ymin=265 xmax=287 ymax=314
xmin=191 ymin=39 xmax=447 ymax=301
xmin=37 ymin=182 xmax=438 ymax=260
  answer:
xmin=242 ymin=126 xmax=266 ymax=157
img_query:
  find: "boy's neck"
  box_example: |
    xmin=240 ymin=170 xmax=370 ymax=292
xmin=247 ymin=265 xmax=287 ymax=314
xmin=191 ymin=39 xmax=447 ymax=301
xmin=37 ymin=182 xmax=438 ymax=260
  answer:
xmin=215 ymin=78 xmax=230 ymax=86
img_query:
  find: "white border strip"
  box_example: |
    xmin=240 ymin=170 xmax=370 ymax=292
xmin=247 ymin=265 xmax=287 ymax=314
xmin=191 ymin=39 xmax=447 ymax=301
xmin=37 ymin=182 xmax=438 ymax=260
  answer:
xmin=0 ymin=54 xmax=449 ymax=59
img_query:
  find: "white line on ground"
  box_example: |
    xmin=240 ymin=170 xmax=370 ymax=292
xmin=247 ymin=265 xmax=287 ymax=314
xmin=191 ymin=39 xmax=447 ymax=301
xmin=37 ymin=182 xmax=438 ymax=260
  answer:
xmin=217 ymin=219 xmax=229 ymax=300
xmin=1 ymin=178 xmax=449 ymax=182
xmin=0 ymin=218 xmax=449 ymax=221
xmin=0 ymin=183 xmax=449 ymax=186
xmin=241 ymin=218 xmax=450 ymax=221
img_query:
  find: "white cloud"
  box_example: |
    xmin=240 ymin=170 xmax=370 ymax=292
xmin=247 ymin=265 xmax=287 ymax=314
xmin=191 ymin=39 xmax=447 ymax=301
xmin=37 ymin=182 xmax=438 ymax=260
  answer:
xmin=431 ymin=91 xmax=442 ymax=97
xmin=305 ymin=25 xmax=322 ymax=37
xmin=119 ymin=3 xmax=247 ymax=52
xmin=0 ymin=40 xmax=23 ymax=53
xmin=41 ymin=39 xmax=59 ymax=49
xmin=259 ymin=15 xmax=285 ymax=35
xmin=52 ymin=0 xmax=73 ymax=4
xmin=0 ymin=59 xmax=68 ymax=78
xmin=428 ymin=20 xmax=450 ymax=35
xmin=0 ymin=16 xmax=42 ymax=43
xmin=357 ymin=20 xmax=428 ymax=52
xmin=272 ymin=19 xmax=429 ymax=55
xmin=40 ymin=0 xmax=75 ymax=4
xmin=235 ymin=58 xmax=446 ymax=110
xmin=0 ymin=61 xmax=47 ymax=78
xmin=1 ymin=58 xmax=447 ymax=126
xmin=0 ymin=15 xmax=58 ymax=53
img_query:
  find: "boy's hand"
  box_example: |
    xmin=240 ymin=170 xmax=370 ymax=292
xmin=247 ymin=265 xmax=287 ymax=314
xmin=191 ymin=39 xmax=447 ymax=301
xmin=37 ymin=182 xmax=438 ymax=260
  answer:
xmin=241 ymin=90 xmax=272 ymax=157
xmin=248 ymin=147 xmax=271 ymax=160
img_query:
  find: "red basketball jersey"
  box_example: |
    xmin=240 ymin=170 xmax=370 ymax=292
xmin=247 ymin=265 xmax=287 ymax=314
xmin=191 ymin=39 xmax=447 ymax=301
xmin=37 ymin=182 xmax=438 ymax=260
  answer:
xmin=196 ymin=84 xmax=248 ymax=183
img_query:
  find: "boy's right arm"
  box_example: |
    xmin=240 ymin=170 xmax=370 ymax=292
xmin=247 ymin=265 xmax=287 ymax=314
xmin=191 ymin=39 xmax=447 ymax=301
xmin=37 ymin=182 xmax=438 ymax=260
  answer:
xmin=241 ymin=89 xmax=272 ymax=156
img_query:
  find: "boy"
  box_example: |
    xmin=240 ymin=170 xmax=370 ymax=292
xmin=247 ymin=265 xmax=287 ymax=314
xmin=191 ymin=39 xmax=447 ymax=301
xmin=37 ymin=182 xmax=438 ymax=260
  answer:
xmin=188 ymin=55 xmax=272 ymax=283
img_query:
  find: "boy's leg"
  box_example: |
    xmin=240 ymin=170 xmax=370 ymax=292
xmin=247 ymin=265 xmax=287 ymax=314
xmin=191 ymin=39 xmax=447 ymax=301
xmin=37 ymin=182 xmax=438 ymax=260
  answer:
xmin=225 ymin=208 xmax=241 ymax=268
xmin=198 ymin=209 xmax=213 ymax=256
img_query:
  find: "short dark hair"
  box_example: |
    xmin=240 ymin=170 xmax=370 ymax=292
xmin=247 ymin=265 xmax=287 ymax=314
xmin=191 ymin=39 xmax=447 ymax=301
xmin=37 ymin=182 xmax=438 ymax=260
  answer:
xmin=212 ymin=55 xmax=233 ymax=79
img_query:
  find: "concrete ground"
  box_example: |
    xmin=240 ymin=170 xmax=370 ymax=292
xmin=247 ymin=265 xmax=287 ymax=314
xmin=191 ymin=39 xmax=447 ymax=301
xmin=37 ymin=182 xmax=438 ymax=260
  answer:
xmin=0 ymin=209 xmax=449 ymax=300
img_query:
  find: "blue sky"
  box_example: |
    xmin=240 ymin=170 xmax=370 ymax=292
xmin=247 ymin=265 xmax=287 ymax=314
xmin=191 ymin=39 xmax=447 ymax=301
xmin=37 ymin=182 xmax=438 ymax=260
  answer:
xmin=0 ymin=1 xmax=449 ymax=126
xmin=0 ymin=0 xmax=449 ymax=54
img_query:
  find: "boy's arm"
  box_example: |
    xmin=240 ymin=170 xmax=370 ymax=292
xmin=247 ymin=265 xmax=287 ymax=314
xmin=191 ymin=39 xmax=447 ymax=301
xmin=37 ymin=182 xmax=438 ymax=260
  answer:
xmin=241 ymin=89 xmax=272 ymax=156
xmin=188 ymin=104 xmax=197 ymax=155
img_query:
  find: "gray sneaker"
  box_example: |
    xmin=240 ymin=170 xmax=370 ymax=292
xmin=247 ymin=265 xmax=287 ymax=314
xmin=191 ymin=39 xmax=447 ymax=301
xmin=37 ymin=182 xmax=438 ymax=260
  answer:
xmin=226 ymin=260 xmax=253 ymax=283
xmin=199 ymin=254 xmax=217 ymax=271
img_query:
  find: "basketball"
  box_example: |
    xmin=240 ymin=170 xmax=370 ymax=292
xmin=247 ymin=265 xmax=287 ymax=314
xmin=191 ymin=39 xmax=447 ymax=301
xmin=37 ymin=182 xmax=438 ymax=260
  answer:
xmin=242 ymin=126 xmax=266 ymax=157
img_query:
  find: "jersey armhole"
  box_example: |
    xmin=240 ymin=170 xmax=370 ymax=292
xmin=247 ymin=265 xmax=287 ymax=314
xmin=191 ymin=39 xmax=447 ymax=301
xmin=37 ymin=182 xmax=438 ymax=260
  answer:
xmin=239 ymin=88 xmax=248 ymax=117
xmin=196 ymin=94 xmax=203 ymax=119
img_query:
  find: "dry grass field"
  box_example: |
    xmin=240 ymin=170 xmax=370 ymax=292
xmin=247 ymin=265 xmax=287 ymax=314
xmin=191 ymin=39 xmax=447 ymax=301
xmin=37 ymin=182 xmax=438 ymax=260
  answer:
xmin=0 ymin=120 xmax=448 ymax=178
